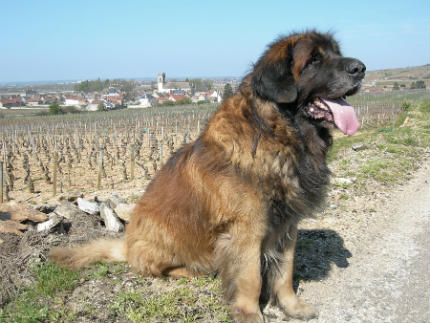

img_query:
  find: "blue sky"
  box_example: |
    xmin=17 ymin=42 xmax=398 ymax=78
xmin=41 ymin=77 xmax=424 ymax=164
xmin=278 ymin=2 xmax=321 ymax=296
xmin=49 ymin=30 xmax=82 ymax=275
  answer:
xmin=0 ymin=0 xmax=429 ymax=83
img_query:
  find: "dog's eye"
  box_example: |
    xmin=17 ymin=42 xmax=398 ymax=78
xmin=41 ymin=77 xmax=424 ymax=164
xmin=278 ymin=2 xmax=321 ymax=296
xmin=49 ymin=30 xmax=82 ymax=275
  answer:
xmin=309 ymin=54 xmax=321 ymax=66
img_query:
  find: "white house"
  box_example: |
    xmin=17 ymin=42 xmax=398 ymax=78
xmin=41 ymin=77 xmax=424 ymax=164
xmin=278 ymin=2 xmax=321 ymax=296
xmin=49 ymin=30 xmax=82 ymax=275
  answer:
xmin=86 ymin=99 xmax=105 ymax=111
xmin=128 ymin=93 xmax=154 ymax=108
xmin=208 ymin=90 xmax=222 ymax=103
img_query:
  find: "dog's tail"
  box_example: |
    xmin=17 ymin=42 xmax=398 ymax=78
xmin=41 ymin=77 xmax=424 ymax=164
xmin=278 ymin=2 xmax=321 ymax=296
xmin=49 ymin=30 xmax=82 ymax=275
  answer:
xmin=48 ymin=238 xmax=126 ymax=270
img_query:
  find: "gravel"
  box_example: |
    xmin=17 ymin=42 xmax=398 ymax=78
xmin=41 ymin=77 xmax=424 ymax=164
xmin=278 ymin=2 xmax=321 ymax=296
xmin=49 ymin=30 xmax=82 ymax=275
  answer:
xmin=269 ymin=162 xmax=430 ymax=323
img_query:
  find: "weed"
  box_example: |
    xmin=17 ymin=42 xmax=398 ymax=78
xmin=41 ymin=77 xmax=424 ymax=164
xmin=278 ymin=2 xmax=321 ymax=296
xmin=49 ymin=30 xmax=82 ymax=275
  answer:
xmin=128 ymin=194 xmax=140 ymax=203
xmin=400 ymin=100 xmax=411 ymax=111
xmin=110 ymin=287 xmax=198 ymax=322
xmin=0 ymin=261 xmax=79 ymax=323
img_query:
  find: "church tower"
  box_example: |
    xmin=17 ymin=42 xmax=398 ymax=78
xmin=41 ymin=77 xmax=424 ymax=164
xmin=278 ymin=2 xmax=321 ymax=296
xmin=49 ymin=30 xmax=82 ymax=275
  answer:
xmin=157 ymin=72 xmax=166 ymax=92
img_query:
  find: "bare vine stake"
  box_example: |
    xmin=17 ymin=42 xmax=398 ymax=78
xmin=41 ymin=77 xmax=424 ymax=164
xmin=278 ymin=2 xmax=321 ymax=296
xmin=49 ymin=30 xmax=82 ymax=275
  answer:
xmin=53 ymin=151 xmax=58 ymax=197
xmin=97 ymin=150 xmax=103 ymax=190
xmin=130 ymin=144 xmax=135 ymax=181
xmin=159 ymin=140 xmax=163 ymax=165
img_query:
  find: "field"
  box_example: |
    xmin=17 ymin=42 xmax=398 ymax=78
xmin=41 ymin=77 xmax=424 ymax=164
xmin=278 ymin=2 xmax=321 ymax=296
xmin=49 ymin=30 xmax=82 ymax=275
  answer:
xmin=0 ymin=104 xmax=217 ymax=204
xmin=0 ymin=90 xmax=429 ymax=322
xmin=0 ymin=89 xmax=429 ymax=204
xmin=364 ymin=64 xmax=430 ymax=83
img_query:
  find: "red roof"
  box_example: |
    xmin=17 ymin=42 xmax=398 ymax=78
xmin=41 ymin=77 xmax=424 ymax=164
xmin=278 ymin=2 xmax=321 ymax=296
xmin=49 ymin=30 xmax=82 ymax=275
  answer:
xmin=1 ymin=97 xmax=22 ymax=104
xmin=169 ymin=94 xmax=186 ymax=101
xmin=66 ymin=96 xmax=82 ymax=100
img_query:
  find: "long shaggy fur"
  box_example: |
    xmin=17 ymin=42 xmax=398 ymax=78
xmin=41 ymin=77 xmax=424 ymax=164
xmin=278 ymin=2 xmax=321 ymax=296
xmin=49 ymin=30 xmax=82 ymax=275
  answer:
xmin=49 ymin=30 xmax=365 ymax=322
xmin=49 ymin=238 xmax=126 ymax=270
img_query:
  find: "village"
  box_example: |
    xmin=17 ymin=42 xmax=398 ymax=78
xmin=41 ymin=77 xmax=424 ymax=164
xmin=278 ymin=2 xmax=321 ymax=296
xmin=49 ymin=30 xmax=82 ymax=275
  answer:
xmin=0 ymin=73 xmax=240 ymax=111
xmin=1 ymin=65 xmax=429 ymax=112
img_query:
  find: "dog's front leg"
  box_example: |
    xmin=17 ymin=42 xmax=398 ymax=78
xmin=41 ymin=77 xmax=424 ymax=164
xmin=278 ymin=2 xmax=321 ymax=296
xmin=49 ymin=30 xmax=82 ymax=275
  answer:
xmin=216 ymin=222 xmax=265 ymax=323
xmin=272 ymin=225 xmax=317 ymax=320
xmin=231 ymin=239 xmax=264 ymax=323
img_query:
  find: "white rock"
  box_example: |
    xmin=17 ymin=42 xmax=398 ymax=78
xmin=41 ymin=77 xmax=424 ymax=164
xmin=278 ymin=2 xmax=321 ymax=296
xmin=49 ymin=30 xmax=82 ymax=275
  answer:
xmin=77 ymin=197 xmax=100 ymax=215
xmin=114 ymin=203 xmax=135 ymax=222
xmin=100 ymin=203 xmax=124 ymax=232
xmin=352 ymin=142 xmax=367 ymax=151
xmin=334 ymin=177 xmax=357 ymax=185
xmin=54 ymin=202 xmax=82 ymax=219
xmin=108 ymin=194 xmax=126 ymax=208
xmin=37 ymin=213 xmax=63 ymax=232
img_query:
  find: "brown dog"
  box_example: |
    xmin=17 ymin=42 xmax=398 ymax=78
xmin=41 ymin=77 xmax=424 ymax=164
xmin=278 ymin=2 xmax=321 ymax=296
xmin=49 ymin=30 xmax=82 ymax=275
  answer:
xmin=50 ymin=31 xmax=365 ymax=322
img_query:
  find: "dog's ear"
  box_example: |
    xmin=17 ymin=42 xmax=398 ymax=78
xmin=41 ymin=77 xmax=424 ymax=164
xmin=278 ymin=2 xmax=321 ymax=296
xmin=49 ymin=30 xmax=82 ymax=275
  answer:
xmin=251 ymin=50 xmax=297 ymax=104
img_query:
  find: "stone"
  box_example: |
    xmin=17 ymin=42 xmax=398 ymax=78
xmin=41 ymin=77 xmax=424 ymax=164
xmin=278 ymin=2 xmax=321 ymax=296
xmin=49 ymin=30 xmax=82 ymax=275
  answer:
xmin=58 ymin=191 xmax=83 ymax=202
xmin=54 ymin=202 xmax=83 ymax=219
xmin=334 ymin=177 xmax=357 ymax=185
xmin=108 ymin=194 xmax=126 ymax=209
xmin=114 ymin=203 xmax=135 ymax=222
xmin=77 ymin=198 xmax=100 ymax=215
xmin=0 ymin=201 xmax=48 ymax=223
xmin=37 ymin=213 xmax=63 ymax=232
xmin=0 ymin=220 xmax=27 ymax=235
xmin=35 ymin=204 xmax=57 ymax=214
xmin=100 ymin=203 xmax=124 ymax=232
xmin=352 ymin=142 xmax=367 ymax=151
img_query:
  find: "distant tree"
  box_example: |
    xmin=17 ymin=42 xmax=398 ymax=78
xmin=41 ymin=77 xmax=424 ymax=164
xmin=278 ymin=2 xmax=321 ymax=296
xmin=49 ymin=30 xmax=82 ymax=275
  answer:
xmin=120 ymin=80 xmax=137 ymax=102
xmin=203 ymin=79 xmax=213 ymax=91
xmin=189 ymin=78 xmax=213 ymax=93
xmin=74 ymin=79 xmax=109 ymax=93
xmin=392 ymin=82 xmax=400 ymax=90
xmin=97 ymin=102 xmax=106 ymax=111
xmin=48 ymin=102 xmax=63 ymax=115
xmin=176 ymin=97 xmax=192 ymax=105
xmin=162 ymin=100 xmax=175 ymax=106
xmin=223 ymin=83 xmax=234 ymax=100
xmin=415 ymin=80 xmax=426 ymax=89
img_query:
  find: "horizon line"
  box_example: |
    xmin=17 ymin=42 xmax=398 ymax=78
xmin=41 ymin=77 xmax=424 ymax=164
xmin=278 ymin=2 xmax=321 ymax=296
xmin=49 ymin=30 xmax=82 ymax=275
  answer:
xmin=1 ymin=63 xmax=429 ymax=87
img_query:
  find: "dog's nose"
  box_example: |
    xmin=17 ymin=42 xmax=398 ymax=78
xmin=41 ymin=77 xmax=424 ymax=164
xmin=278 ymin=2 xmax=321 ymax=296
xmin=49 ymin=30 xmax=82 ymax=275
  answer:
xmin=346 ymin=59 xmax=366 ymax=79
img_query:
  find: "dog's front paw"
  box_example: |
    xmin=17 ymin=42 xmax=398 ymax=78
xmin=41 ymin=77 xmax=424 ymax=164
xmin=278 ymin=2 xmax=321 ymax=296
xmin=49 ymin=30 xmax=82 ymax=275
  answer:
xmin=279 ymin=297 xmax=317 ymax=320
xmin=232 ymin=305 xmax=264 ymax=322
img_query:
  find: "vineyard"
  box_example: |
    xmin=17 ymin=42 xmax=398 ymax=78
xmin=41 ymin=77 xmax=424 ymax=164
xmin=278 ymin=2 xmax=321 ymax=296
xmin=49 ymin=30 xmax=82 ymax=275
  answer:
xmin=0 ymin=89 xmax=428 ymax=203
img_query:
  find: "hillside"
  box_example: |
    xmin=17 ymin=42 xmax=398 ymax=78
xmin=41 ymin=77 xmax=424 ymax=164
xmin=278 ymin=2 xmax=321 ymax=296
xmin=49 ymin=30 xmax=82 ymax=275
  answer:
xmin=364 ymin=64 xmax=430 ymax=88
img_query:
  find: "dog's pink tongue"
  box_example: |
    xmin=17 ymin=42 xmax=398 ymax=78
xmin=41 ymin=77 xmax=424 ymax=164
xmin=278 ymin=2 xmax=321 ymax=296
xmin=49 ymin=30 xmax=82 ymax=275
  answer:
xmin=322 ymin=98 xmax=360 ymax=135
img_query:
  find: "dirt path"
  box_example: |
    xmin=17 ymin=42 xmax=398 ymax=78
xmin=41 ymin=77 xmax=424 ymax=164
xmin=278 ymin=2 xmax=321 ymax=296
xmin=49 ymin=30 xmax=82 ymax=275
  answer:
xmin=282 ymin=162 xmax=430 ymax=323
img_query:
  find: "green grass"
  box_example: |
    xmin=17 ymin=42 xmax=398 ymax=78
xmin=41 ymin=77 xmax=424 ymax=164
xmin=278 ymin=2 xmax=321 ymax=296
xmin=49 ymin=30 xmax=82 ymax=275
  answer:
xmin=330 ymin=101 xmax=429 ymax=189
xmin=347 ymin=89 xmax=429 ymax=107
xmin=327 ymin=131 xmax=372 ymax=163
xmin=109 ymin=283 xmax=231 ymax=323
xmin=0 ymin=261 xmax=79 ymax=323
xmin=0 ymin=260 xmax=230 ymax=323
xmin=110 ymin=288 xmax=196 ymax=322
xmin=1 ymin=100 xmax=428 ymax=323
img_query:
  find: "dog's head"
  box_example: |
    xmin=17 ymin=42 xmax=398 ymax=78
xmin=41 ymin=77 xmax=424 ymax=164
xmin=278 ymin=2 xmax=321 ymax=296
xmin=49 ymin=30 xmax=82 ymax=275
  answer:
xmin=251 ymin=31 xmax=365 ymax=135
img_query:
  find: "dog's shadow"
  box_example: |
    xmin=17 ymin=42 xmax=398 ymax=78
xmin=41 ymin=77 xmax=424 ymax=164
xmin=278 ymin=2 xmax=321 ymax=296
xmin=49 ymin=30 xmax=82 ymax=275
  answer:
xmin=293 ymin=229 xmax=352 ymax=290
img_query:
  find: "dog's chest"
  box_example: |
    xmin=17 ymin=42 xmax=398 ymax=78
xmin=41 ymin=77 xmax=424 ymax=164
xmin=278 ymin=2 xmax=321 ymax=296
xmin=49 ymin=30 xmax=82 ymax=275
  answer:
xmin=262 ymin=143 xmax=330 ymax=220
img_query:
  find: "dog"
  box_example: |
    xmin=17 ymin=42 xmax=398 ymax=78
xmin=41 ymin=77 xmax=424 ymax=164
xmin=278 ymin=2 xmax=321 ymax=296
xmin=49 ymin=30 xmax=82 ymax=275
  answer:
xmin=50 ymin=30 xmax=365 ymax=322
